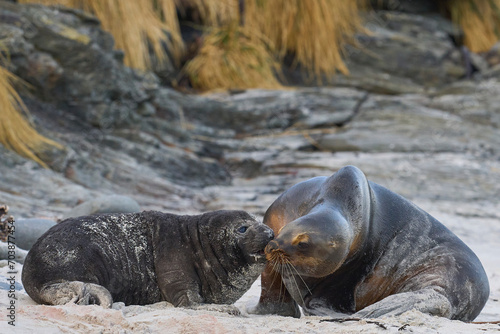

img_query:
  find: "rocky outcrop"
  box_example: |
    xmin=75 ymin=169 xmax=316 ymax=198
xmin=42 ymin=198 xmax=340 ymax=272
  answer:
xmin=0 ymin=0 xmax=499 ymax=223
xmin=0 ymin=0 xmax=231 ymax=191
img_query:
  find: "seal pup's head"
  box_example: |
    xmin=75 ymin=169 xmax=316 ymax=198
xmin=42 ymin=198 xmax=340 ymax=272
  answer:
xmin=195 ymin=210 xmax=274 ymax=303
xmin=198 ymin=210 xmax=274 ymax=265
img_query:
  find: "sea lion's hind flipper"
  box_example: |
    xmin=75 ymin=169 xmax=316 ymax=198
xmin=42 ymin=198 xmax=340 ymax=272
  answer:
xmin=353 ymin=288 xmax=452 ymax=319
xmin=38 ymin=281 xmax=113 ymax=308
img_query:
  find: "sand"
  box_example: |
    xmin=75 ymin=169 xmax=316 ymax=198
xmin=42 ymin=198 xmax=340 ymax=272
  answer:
xmin=1 ymin=204 xmax=499 ymax=333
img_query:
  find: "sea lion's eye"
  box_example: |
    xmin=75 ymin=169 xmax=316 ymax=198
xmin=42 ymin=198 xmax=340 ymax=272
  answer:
xmin=298 ymin=241 xmax=309 ymax=249
xmin=238 ymin=226 xmax=248 ymax=233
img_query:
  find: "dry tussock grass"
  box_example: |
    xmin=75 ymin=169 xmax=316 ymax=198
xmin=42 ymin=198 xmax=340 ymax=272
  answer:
xmin=19 ymin=0 xmax=366 ymax=88
xmin=20 ymin=0 xmax=184 ymax=70
xmin=0 ymin=65 xmax=62 ymax=168
xmin=184 ymin=23 xmax=282 ymax=90
xmin=179 ymin=0 xmax=240 ymax=26
xmin=446 ymin=0 xmax=500 ymax=52
xmin=186 ymin=0 xmax=365 ymax=89
xmin=244 ymin=0 xmax=364 ymax=81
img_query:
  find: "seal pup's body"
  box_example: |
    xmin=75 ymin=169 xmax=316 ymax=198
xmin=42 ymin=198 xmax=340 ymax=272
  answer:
xmin=252 ymin=166 xmax=489 ymax=321
xmin=22 ymin=210 xmax=274 ymax=308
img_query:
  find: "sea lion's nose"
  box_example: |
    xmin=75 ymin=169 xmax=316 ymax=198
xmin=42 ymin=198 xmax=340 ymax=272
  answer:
xmin=265 ymin=240 xmax=279 ymax=253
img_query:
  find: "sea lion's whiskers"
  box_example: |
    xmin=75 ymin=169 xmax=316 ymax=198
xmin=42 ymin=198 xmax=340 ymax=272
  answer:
xmin=284 ymin=261 xmax=307 ymax=308
xmin=269 ymin=256 xmax=283 ymax=289
xmin=270 ymin=254 xmax=288 ymax=304
xmin=286 ymin=259 xmax=312 ymax=296
xmin=278 ymin=262 xmax=287 ymax=304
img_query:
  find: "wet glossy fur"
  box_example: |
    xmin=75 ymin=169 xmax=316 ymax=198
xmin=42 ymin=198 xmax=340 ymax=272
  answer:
xmin=252 ymin=166 xmax=489 ymax=321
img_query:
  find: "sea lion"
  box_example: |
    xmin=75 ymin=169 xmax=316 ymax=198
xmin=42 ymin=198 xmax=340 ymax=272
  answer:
xmin=22 ymin=210 xmax=274 ymax=308
xmin=251 ymin=165 xmax=489 ymax=321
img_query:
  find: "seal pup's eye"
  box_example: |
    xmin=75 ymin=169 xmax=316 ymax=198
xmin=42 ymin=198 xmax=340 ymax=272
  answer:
xmin=237 ymin=226 xmax=248 ymax=233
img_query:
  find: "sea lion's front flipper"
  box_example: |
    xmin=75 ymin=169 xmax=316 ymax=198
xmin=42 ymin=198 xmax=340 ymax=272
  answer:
xmin=38 ymin=281 xmax=113 ymax=308
xmin=353 ymin=289 xmax=452 ymax=319
xmin=248 ymin=263 xmax=301 ymax=318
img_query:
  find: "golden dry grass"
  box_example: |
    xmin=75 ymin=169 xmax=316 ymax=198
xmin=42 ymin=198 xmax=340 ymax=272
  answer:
xmin=446 ymin=0 xmax=500 ymax=53
xmin=184 ymin=23 xmax=282 ymax=90
xmin=19 ymin=0 xmax=367 ymax=89
xmin=179 ymin=0 xmax=240 ymax=26
xmin=0 ymin=65 xmax=62 ymax=168
xmin=185 ymin=0 xmax=366 ymax=89
xmin=20 ymin=0 xmax=184 ymax=70
xmin=244 ymin=0 xmax=365 ymax=80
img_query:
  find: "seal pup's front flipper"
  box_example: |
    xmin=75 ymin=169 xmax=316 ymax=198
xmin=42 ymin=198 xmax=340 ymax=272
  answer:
xmin=38 ymin=281 xmax=113 ymax=308
xmin=189 ymin=304 xmax=241 ymax=316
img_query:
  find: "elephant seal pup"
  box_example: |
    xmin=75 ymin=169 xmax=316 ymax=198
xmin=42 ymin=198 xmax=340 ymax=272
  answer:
xmin=22 ymin=210 xmax=274 ymax=308
xmin=251 ymin=166 xmax=489 ymax=321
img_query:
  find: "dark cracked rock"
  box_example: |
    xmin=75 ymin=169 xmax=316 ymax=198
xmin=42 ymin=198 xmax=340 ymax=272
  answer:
xmin=0 ymin=1 xmax=232 ymax=189
xmin=1 ymin=0 xmax=500 ymax=227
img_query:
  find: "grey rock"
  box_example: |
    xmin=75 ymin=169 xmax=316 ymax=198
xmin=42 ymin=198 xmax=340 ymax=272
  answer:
xmin=284 ymin=11 xmax=465 ymax=91
xmin=371 ymin=0 xmax=438 ymax=13
xmin=0 ymin=1 xmax=151 ymax=129
xmin=0 ymin=0 xmax=233 ymax=188
xmin=348 ymin=11 xmax=465 ymax=86
xmin=483 ymin=42 xmax=500 ymax=67
xmin=427 ymin=79 xmax=500 ymax=129
xmin=316 ymin=93 xmax=500 ymax=154
xmin=62 ymin=195 xmax=141 ymax=219
xmin=11 ymin=219 xmax=57 ymax=250
xmin=481 ymin=64 xmax=500 ymax=79
xmin=0 ymin=273 xmax=24 ymax=291
xmin=202 ymin=88 xmax=366 ymax=133
xmin=0 ymin=242 xmax=28 ymax=264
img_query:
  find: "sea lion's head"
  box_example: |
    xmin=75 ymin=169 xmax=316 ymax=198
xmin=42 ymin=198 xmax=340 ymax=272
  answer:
xmin=265 ymin=208 xmax=354 ymax=278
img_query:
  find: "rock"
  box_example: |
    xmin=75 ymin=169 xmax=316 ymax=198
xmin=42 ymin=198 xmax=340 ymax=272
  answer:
xmin=348 ymin=11 xmax=465 ymax=86
xmin=1 ymin=0 xmax=233 ymax=188
xmin=0 ymin=242 xmax=28 ymax=264
xmin=0 ymin=273 xmax=24 ymax=291
xmin=0 ymin=1 xmax=150 ymax=129
xmin=283 ymin=10 xmax=465 ymax=91
xmin=200 ymin=88 xmax=366 ymax=133
xmin=370 ymin=0 xmax=439 ymax=13
xmin=427 ymin=79 xmax=500 ymax=129
xmin=483 ymin=42 xmax=500 ymax=67
xmin=11 ymin=218 xmax=57 ymax=250
xmin=62 ymin=195 xmax=141 ymax=219
xmin=315 ymin=92 xmax=500 ymax=154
